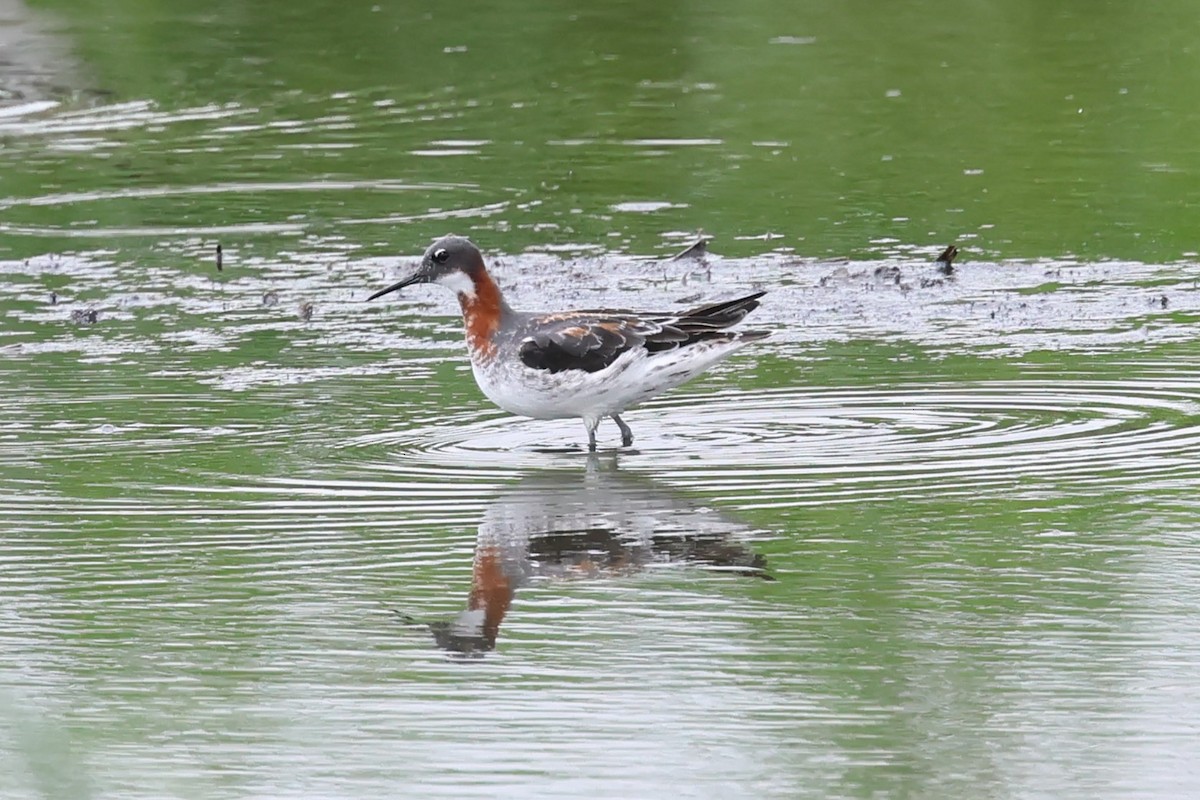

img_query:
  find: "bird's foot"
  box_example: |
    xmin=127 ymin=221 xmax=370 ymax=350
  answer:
xmin=613 ymin=414 xmax=634 ymax=448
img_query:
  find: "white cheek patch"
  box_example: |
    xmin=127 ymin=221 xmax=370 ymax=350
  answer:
xmin=435 ymin=270 xmax=477 ymax=299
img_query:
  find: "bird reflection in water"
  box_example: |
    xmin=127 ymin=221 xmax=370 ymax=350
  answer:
xmin=399 ymin=458 xmax=773 ymax=658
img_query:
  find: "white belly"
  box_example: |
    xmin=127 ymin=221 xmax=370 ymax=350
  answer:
xmin=469 ymin=339 xmax=751 ymax=421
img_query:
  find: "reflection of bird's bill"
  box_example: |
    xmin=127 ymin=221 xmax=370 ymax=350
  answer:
xmin=411 ymin=466 xmax=773 ymax=658
xmin=392 ymin=609 xmax=495 ymax=659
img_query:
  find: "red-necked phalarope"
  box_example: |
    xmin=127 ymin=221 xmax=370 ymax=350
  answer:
xmin=368 ymin=235 xmax=770 ymax=450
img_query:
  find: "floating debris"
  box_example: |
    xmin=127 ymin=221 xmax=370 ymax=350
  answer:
xmin=298 ymin=302 xmax=314 ymax=321
xmin=216 ymin=243 xmax=223 ymax=271
xmin=817 ymin=265 xmax=852 ymax=287
xmin=935 ymin=244 xmax=958 ymax=275
xmin=670 ymin=233 xmax=711 ymax=261
xmin=262 ymin=290 xmax=280 ymax=307
xmin=70 ymin=308 xmax=98 ymax=325
xmin=873 ymin=265 xmax=902 ymax=285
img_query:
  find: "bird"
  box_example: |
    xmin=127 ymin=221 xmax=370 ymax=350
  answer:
xmin=367 ymin=235 xmax=769 ymax=451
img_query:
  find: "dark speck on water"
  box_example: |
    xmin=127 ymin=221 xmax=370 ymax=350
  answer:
xmin=216 ymin=243 xmax=223 ymax=271
xmin=936 ymin=244 xmax=958 ymax=275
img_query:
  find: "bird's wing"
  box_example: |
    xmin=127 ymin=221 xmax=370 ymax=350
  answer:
xmin=518 ymin=314 xmax=685 ymax=374
xmin=518 ymin=292 xmax=767 ymax=374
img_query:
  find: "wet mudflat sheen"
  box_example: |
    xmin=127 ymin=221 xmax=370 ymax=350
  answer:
xmin=3 ymin=0 xmax=1200 ymax=797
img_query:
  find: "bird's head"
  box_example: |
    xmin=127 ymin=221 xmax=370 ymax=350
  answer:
xmin=368 ymin=235 xmax=486 ymax=301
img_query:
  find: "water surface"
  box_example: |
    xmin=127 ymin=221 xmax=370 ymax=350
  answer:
xmin=3 ymin=1 xmax=1200 ymax=797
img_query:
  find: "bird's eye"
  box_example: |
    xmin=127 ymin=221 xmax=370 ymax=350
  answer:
xmin=432 ymin=248 xmax=449 ymax=264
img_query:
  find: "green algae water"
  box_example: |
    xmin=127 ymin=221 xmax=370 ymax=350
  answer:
xmin=3 ymin=0 xmax=1200 ymax=797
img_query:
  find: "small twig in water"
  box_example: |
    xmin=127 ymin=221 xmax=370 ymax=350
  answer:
xmin=935 ymin=244 xmax=958 ymax=275
xmin=670 ymin=233 xmax=711 ymax=261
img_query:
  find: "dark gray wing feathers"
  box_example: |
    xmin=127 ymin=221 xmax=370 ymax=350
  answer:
xmin=518 ymin=292 xmax=766 ymax=374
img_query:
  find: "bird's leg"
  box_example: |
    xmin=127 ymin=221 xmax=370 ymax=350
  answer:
xmin=612 ymin=414 xmax=634 ymax=447
xmin=584 ymin=417 xmax=600 ymax=452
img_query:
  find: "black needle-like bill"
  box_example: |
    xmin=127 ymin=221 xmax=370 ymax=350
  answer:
xmin=367 ymin=273 xmax=423 ymax=301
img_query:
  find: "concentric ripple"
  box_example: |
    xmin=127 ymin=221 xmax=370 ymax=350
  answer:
xmin=341 ymin=369 xmax=1200 ymax=508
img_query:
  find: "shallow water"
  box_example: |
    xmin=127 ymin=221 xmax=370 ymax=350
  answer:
xmin=4 ymin=0 xmax=1200 ymax=798
xmin=6 ymin=249 xmax=1200 ymax=798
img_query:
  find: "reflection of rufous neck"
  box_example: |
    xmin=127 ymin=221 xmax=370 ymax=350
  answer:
xmin=468 ymin=544 xmax=515 ymax=648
